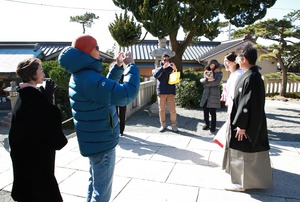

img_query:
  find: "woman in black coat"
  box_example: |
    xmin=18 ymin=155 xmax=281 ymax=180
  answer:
xmin=9 ymin=58 xmax=68 ymax=202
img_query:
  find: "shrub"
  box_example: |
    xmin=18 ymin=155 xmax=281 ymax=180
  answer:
xmin=287 ymin=92 xmax=300 ymax=99
xmin=175 ymin=69 xmax=203 ymax=109
xmin=264 ymin=72 xmax=300 ymax=81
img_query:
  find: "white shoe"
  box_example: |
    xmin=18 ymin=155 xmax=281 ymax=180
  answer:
xmin=172 ymin=126 xmax=179 ymax=132
xmin=159 ymin=125 xmax=167 ymax=132
xmin=224 ymin=184 xmax=246 ymax=192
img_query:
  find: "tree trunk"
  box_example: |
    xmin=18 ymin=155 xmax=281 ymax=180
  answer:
xmin=278 ymin=56 xmax=287 ymax=97
xmin=169 ymin=30 xmax=196 ymax=75
xmin=82 ymin=23 xmax=86 ymax=34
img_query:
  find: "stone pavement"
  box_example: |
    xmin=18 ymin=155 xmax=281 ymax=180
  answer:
xmin=0 ymin=99 xmax=300 ymax=202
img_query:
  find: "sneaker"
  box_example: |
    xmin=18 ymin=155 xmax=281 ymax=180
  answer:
xmin=172 ymin=126 xmax=179 ymax=132
xmin=224 ymin=184 xmax=246 ymax=192
xmin=159 ymin=125 xmax=167 ymax=132
xmin=202 ymin=125 xmax=210 ymax=130
xmin=210 ymin=128 xmax=216 ymax=132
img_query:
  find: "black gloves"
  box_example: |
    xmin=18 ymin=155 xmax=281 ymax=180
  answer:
xmin=40 ymin=79 xmax=58 ymax=104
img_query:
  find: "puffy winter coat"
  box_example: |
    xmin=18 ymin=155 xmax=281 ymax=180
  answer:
xmin=58 ymin=47 xmax=140 ymax=156
xmin=200 ymin=69 xmax=223 ymax=108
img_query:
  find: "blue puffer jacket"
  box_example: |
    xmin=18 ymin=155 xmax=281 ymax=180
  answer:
xmin=153 ymin=66 xmax=176 ymax=95
xmin=58 ymin=47 xmax=140 ymax=156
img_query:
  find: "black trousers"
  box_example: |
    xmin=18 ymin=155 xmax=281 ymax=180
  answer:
xmin=203 ymin=102 xmax=216 ymax=129
xmin=116 ymin=105 xmax=126 ymax=135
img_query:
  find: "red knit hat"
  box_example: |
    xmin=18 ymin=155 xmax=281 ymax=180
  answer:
xmin=72 ymin=34 xmax=97 ymax=54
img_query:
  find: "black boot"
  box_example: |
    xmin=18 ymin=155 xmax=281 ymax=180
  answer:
xmin=202 ymin=124 xmax=210 ymax=130
xmin=210 ymin=125 xmax=216 ymax=132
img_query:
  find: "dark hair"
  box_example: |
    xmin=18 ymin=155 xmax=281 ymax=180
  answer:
xmin=225 ymin=52 xmax=240 ymax=69
xmin=161 ymin=54 xmax=171 ymax=64
xmin=16 ymin=58 xmax=42 ymax=82
xmin=236 ymin=43 xmax=257 ymax=65
xmin=205 ymin=59 xmax=220 ymax=71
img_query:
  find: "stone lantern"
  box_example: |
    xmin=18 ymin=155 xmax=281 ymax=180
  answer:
xmin=4 ymin=81 xmax=18 ymax=110
xmin=150 ymin=38 xmax=175 ymax=70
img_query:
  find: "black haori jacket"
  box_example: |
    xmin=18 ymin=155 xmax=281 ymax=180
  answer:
xmin=230 ymin=66 xmax=270 ymax=153
xmin=9 ymin=86 xmax=67 ymax=202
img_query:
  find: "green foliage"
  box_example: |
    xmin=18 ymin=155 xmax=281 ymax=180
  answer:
xmin=42 ymin=60 xmax=70 ymax=91
xmin=112 ymin=0 xmax=275 ymax=72
xmin=264 ymin=72 xmax=300 ymax=81
xmin=267 ymin=92 xmax=300 ymax=99
xmin=175 ymin=69 xmax=203 ymax=109
xmin=101 ymin=63 xmax=110 ymax=76
xmin=232 ymin=10 xmax=300 ymax=96
xmin=42 ymin=60 xmax=72 ymax=128
xmin=70 ymin=12 xmax=99 ymax=34
xmin=220 ymin=0 xmax=276 ymax=27
xmin=287 ymin=92 xmax=300 ymax=99
xmin=108 ymin=10 xmax=142 ymax=47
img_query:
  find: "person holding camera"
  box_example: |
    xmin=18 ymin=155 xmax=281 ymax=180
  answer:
xmin=153 ymin=54 xmax=179 ymax=132
xmin=59 ymin=34 xmax=140 ymax=202
xmin=200 ymin=59 xmax=223 ymax=132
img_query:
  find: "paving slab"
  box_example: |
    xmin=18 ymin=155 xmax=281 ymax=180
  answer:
xmin=1 ymin=99 xmax=300 ymax=201
xmin=112 ymin=179 xmax=199 ymax=202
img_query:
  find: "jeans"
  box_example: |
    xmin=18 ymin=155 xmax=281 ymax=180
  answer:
xmin=86 ymin=148 xmax=116 ymax=202
xmin=157 ymin=94 xmax=177 ymax=126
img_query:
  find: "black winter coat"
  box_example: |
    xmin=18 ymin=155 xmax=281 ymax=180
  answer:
xmin=9 ymin=86 xmax=68 ymax=202
xmin=230 ymin=66 xmax=270 ymax=153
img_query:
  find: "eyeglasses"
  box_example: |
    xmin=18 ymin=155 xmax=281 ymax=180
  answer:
xmin=95 ymin=45 xmax=100 ymax=52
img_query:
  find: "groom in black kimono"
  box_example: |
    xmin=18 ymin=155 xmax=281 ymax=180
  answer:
xmin=224 ymin=42 xmax=273 ymax=192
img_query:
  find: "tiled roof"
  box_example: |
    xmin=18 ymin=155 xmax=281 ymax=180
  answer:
xmin=0 ymin=41 xmax=114 ymax=61
xmin=197 ymin=35 xmax=255 ymax=62
xmin=0 ymin=42 xmax=68 ymax=58
xmin=0 ymin=44 xmax=43 ymax=73
xmin=38 ymin=42 xmax=71 ymax=60
xmin=0 ymin=41 xmax=114 ymax=73
xmin=118 ymin=40 xmax=220 ymax=61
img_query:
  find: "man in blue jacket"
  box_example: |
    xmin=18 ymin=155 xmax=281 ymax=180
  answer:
xmin=58 ymin=34 xmax=140 ymax=202
xmin=153 ymin=54 xmax=179 ymax=132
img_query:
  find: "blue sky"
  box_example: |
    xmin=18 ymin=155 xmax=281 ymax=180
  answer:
xmin=0 ymin=0 xmax=299 ymax=51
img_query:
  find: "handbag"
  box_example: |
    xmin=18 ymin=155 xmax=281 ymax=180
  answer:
xmin=213 ymin=120 xmax=228 ymax=148
xmin=168 ymin=69 xmax=181 ymax=85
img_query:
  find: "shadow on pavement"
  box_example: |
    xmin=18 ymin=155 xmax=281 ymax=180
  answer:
xmin=119 ymin=134 xmax=219 ymax=167
xmin=249 ymin=168 xmax=300 ymax=200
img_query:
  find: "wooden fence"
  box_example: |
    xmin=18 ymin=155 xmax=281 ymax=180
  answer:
xmin=264 ymin=78 xmax=300 ymax=94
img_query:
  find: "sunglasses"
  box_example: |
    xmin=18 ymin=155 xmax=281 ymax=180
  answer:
xmin=95 ymin=45 xmax=100 ymax=52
